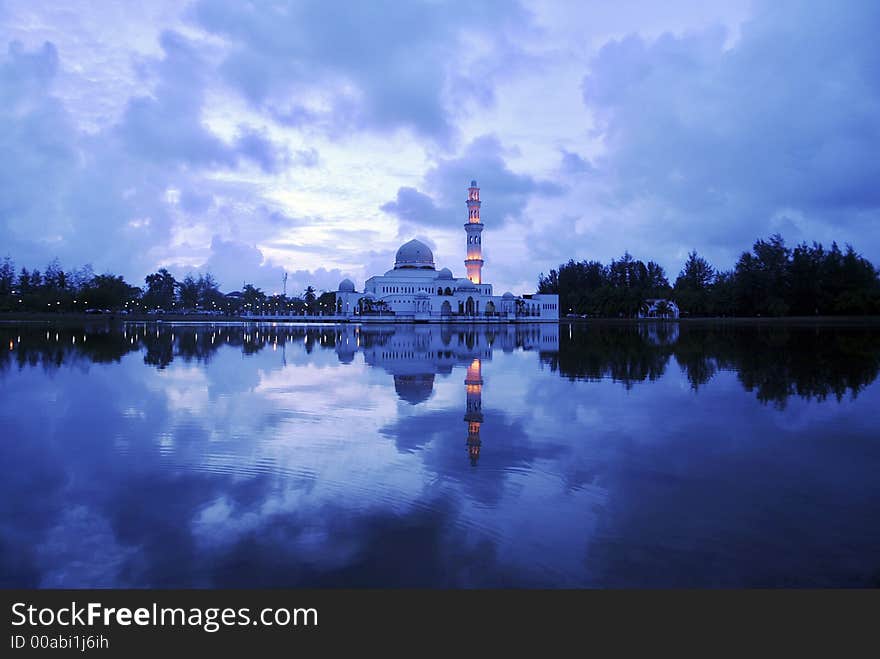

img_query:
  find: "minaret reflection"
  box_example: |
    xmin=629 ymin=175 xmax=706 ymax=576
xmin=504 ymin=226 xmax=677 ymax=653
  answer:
xmin=464 ymin=358 xmax=484 ymax=466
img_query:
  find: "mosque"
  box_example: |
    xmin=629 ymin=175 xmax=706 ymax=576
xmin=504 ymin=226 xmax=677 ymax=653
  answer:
xmin=334 ymin=181 xmax=559 ymax=322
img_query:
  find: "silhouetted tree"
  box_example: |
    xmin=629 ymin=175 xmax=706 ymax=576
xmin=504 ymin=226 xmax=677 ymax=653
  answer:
xmin=674 ymin=250 xmax=715 ymax=316
xmin=0 ymin=258 xmax=14 ymax=296
xmin=241 ymin=284 xmax=266 ymax=314
xmin=177 ymin=274 xmax=200 ymax=309
xmin=143 ymin=268 xmax=177 ymax=310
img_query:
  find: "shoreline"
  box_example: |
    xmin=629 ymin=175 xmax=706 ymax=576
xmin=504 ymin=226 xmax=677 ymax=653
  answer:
xmin=1 ymin=312 xmax=880 ymax=326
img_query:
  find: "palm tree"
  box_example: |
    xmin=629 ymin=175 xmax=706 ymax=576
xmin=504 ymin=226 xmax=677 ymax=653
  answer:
xmin=303 ymin=286 xmax=317 ymax=315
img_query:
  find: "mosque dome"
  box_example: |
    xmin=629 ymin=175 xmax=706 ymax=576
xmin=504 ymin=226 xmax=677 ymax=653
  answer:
xmin=394 ymin=239 xmax=435 ymax=270
xmin=458 ymin=279 xmax=477 ymax=290
xmin=394 ymin=374 xmax=435 ymax=405
xmin=338 ymin=278 xmax=355 ymax=293
xmin=502 ymin=291 xmax=514 ymax=299
xmin=437 ymin=267 xmax=453 ymax=280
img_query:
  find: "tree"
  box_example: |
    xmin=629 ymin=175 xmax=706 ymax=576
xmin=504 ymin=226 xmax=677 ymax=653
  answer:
xmin=83 ymin=274 xmax=140 ymax=310
xmin=674 ymin=250 xmax=715 ymax=316
xmin=316 ymin=291 xmax=335 ymax=316
xmin=734 ymin=234 xmax=790 ymax=316
xmin=197 ymin=273 xmax=223 ymax=309
xmin=177 ymin=274 xmax=200 ymax=309
xmin=645 ymin=261 xmax=670 ymax=297
xmin=67 ymin=264 xmax=95 ymax=292
xmin=18 ymin=268 xmax=31 ymax=293
xmin=43 ymin=258 xmax=66 ymax=291
xmin=0 ymin=257 xmax=14 ymax=296
xmin=143 ymin=268 xmax=177 ymax=310
xmin=303 ymin=285 xmax=317 ymax=314
xmin=241 ymin=284 xmax=266 ymax=314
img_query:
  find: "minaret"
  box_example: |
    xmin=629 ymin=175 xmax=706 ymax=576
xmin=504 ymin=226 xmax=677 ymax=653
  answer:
xmin=464 ymin=180 xmax=483 ymax=284
xmin=464 ymin=358 xmax=483 ymax=466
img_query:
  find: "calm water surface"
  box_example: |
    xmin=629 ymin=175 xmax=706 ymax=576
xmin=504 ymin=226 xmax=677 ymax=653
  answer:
xmin=1 ymin=321 xmax=878 ymax=587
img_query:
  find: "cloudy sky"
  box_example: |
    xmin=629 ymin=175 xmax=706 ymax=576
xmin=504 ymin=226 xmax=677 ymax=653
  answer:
xmin=1 ymin=0 xmax=878 ymax=295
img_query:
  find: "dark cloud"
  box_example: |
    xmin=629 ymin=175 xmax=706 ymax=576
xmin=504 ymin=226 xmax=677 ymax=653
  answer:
xmin=382 ymin=135 xmax=564 ymax=229
xmin=190 ymin=0 xmax=534 ymax=142
xmin=559 ymin=149 xmax=594 ymax=175
xmin=119 ymin=32 xmax=290 ymax=173
xmin=380 ymin=187 xmax=446 ymax=227
xmin=178 ymin=188 xmax=214 ymax=214
xmin=233 ymin=125 xmax=289 ymax=174
xmin=118 ymin=31 xmax=233 ymax=168
xmin=580 ymin=0 xmax=880 ymax=265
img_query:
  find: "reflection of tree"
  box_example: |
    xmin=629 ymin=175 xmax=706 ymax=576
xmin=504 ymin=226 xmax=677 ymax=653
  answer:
xmin=544 ymin=322 xmax=880 ymax=405
xmin=0 ymin=324 xmax=346 ymax=372
xmin=692 ymin=325 xmax=880 ymax=406
xmin=0 ymin=325 xmax=141 ymax=372
xmin=542 ymin=324 xmax=670 ymax=388
xmin=5 ymin=322 xmax=879 ymax=409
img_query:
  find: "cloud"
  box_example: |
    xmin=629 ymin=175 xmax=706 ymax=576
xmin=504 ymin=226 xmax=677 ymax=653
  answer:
xmin=576 ymin=0 xmax=880 ymax=268
xmin=2 ymin=0 xmax=878 ymax=296
xmin=190 ymin=0 xmax=535 ymax=143
xmin=232 ymin=126 xmax=289 ymax=174
xmin=559 ymin=149 xmax=594 ymax=175
xmin=185 ymin=235 xmax=353 ymax=294
xmin=380 ymin=187 xmax=446 ymax=227
xmin=0 ymin=30 xmax=294 ymax=283
xmin=119 ymin=32 xmax=290 ymax=173
xmin=381 ymin=135 xmax=564 ymax=230
xmin=198 ymin=236 xmax=282 ymax=290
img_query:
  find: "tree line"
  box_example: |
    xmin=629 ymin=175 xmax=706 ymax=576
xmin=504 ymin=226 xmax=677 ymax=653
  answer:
xmin=0 ymin=258 xmax=328 ymax=315
xmin=538 ymin=234 xmax=880 ymax=317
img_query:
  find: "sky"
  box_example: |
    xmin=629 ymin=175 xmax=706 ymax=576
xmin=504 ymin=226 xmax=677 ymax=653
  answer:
xmin=1 ymin=0 xmax=878 ymax=295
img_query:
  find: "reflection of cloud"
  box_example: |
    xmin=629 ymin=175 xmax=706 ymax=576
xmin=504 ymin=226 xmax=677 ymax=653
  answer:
xmin=2 ymin=323 xmax=880 ymax=587
xmin=36 ymin=506 xmax=137 ymax=588
xmin=380 ymin=408 xmax=568 ymax=506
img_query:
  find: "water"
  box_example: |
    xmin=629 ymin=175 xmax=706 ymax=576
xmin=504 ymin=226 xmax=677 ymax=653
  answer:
xmin=1 ymin=320 xmax=878 ymax=588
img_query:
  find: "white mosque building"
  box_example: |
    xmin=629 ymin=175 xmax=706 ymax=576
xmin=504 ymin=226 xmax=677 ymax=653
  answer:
xmin=334 ymin=181 xmax=559 ymax=322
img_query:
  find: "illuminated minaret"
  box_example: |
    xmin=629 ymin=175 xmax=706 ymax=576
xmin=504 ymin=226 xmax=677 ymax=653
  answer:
xmin=464 ymin=358 xmax=484 ymax=466
xmin=464 ymin=180 xmax=484 ymax=284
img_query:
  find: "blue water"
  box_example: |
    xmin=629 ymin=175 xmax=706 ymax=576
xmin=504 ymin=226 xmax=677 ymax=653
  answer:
xmin=1 ymin=321 xmax=878 ymax=587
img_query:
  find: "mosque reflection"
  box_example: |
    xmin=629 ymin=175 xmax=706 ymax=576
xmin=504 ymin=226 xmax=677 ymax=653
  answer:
xmin=352 ymin=324 xmax=558 ymax=465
